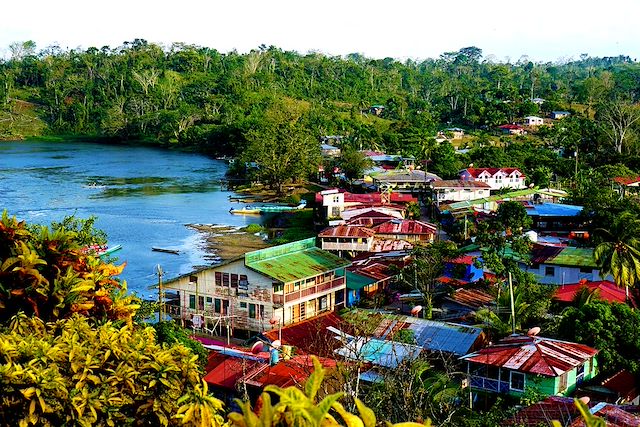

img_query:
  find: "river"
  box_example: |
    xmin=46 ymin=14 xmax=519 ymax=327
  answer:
xmin=0 ymin=140 xmax=261 ymax=298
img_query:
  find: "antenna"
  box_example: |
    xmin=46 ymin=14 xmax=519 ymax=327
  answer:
xmin=156 ymin=264 xmax=164 ymax=321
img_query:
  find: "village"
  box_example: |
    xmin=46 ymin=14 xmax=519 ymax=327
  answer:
xmin=160 ymin=116 xmax=640 ymax=426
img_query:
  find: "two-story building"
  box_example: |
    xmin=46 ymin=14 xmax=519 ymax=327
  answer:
xmin=372 ymin=169 xmax=442 ymax=194
xmin=163 ymin=238 xmax=350 ymax=336
xmin=524 ymin=245 xmax=606 ymax=285
xmin=318 ymin=225 xmax=376 ymax=258
xmin=461 ymin=333 xmax=598 ymax=398
xmin=459 ymin=168 xmax=526 ymax=191
xmin=371 ymin=219 xmax=437 ymax=244
xmin=431 ymin=180 xmax=492 ymax=203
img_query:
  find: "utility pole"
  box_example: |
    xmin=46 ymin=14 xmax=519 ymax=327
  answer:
xmin=156 ymin=264 xmax=164 ymax=321
xmin=508 ymin=272 xmax=516 ymax=335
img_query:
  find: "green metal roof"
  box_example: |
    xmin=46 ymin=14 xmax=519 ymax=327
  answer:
xmin=346 ymin=271 xmax=377 ymax=290
xmin=245 ymin=238 xmax=350 ymax=283
xmin=546 ymin=247 xmax=597 ymax=268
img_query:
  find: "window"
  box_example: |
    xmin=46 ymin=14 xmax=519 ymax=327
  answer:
xmin=206 ymin=297 xmax=213 ymax=304
xmin=215 ymin=271 xmax=222 ymax=285
xmin=558 ymin=372 xmax=568 ymax=392
xmin=577 ymin=364 xmax=585 ymax=379
xmin=545 ymin=266 xmax=555 ymax=277
xmin=273 ymin=283 xmax=284 ymax=293
xmin=249 ymin=303 xmax=255 ymax=319
xmin=231 ymin=273 xmax=239 ymax=288
xmin=579 ymin=267 xmax=592 ymax=274
xmin=188 ymin=295 xmax=196 ymax=309
xmin=214 ymin=298 xmax=221 ymax=313
xmin=198 ymin=296 xmax=204 ymax=310
xmin=240 ymin=302 xmax=247 ymax=308
xmin=510 ymin=371 xmax=525 ymax=392
xmin=222 ymin=273 xmax=230 ymax=287
xmin=189 ymin=275 xmax=198 ymax=283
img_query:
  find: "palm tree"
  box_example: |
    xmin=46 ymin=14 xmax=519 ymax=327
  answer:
xmin=593 ymin=211 xmax=640 ymax=299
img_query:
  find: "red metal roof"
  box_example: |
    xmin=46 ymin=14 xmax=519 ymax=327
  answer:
xmin=348 ymin=262 xmax=393 ymax=281
xmin=239 ymin=356 xmax=336 ymax=389
xmin=346 ymin=210 xmax=403 ymax=227
xmin=449 ymin=255 xmax=477 ymax=265
xmin=462 ymin=335 xmax=598 ymax=377
xmin=318 ymin=225 xmax=376 ymax=238
xmin=449 ymin=287 xmax=494 ymax=309
xmin=372 ymin=219 xmax=437 ymax=236
xmin=499 ymin=124 xmax=525 ymax=130
xmin=436 ymin=276 xmax=469 ymax=286
xmin=263 ymin=311 xmax=347 ymax=357
xmin=204 ymin=355 xmax=263 ymax=390
xmin=601 ymin=370 xmax=640 ymax=403
xmin=554 ymin=280 xmax=634 ymax=306
xmin=613 ymin=176 xmax=640 ymax=186
xmin=461 ymin=167 xmax=525 ymax=178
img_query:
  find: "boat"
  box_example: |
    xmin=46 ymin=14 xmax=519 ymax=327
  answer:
xmin=229 ymin=201 xmax=307 ymax=215
xmin=152 ymin=247 xmax=180 ymax=255
xmin=82 ymin=244 xmax=122 ymax=258
xmin=229 ymin=206 xmax=262 ymax=215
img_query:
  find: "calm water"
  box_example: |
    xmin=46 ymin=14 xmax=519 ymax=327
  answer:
xmin=0 ymin=140 xmax=260 ymax=298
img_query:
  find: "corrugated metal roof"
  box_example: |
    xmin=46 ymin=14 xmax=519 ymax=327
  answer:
xmin=372 ymin=219 xmax=437 ymax=235
xmin=349 ymin=263 xmax=393 ymax=281
xmin=334 ymin=337 xmax=423 ymax=369
xmin=546 ymin=247 xmax=597 ymax=268
xmin=245 ymin=238 xmax=351 ymax=283
xmin=461 ymin=335 xmax=598 ymax=376
xmin=554 ymin=280 xmax=632 ymax=306
xmin=462 ymin=167 xmax=524 ymax=178
xmin=449 ymin=288 xmax=495 ymax=309
xmin=432 ymin=180 xmax=492 ymax=189
xmin=373 ymin=169 xmax=442 ymax=183
xmin=318 ymin=225 xmax=376 ymax=238
xmin=346 ymin=271 xmax=377 ymax=290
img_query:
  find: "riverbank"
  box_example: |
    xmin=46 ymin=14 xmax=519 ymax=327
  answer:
xmin=187 ymin=224 xmax=270 ymax=261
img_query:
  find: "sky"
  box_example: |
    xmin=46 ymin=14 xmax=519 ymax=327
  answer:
xmin=2 ymin=0 xmax=639 ymax=63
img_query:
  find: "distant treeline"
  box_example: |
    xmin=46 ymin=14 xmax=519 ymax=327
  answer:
xmin=2 ymin=40 xmax=640 ymax=171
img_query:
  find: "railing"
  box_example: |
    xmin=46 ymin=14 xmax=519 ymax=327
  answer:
xmin=321 ymin=242 xmax=371 ymax=252
xmin=273 ymin=277 xmax=345 ymax=305
xmin=469 ymin=376 xmax=511 ymax=393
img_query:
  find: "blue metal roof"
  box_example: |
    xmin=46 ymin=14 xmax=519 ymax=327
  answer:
xmin=526 ymin=202 xmax=583 ymax=218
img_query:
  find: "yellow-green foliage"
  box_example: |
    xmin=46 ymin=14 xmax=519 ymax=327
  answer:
xmin=228 ymin=356 xmax=431 ymax=427
xmin=0 ymin=314 xmax=225 ymax=427
xmin=551 ymin=399 xmax=606 ymax=427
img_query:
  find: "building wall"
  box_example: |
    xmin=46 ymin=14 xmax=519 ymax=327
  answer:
xmin=524 ymin=263 xmax=602 ymax=285
xmin=435 ymin=188 xmax=491 ymax=202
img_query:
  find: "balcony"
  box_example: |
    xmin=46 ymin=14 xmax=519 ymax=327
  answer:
xmin=273 ymin=277 xmax=345 ymax=305
xmin=321 ymin=242 xmax=371 ymax=252
xmin=469 ymin=375 xmax=511 ymax=394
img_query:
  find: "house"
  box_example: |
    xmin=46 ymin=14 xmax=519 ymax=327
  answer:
xmin=315 ymin=189 xmax=417 ymax=224
xmin=580 ymin=369 xmax=640 ymax=405
xmin=372 ymin=169 xmax=442 ymax=194
xmin=444 ymin=255 xmax=484 ymax=282
xmin=551 ymin=111 xmax=571 ymax=119
xmin=461 ymin=333 xmax=599 ymax=397
xmin=163 ymin=238 xmax=350 ymax=335
xmin=459 ymin=168 xmax=526 ymax=190
xmin=524 ymin=245 xmax=605 ymax=285
xmin=441 ymin=287 xmax=495 ymax=321
xmin=346 ymin=261 xmax=397 ymax=306
xmin=431 ymin=180 xmax=492 ymax=202
xmin=554 ymin=280 xmax=635 ymax=307
xmin=371 ymin=219 xmax=437 ymax=244
xmin=523 ymin=116 xmax=544 ymax=126
xmin=523 ymin=201 xmax=585 ymax=234
xmin=369 ymin=104 xmax=385 ymax=116
xmin=506 ymin=396 xmax=640 ymax=426
xmin=437 ymin=127 xmax=465 ymax=140
xmin=362 ymin=151 xmax=416 ymax=170
xmin=346 ymin=210 xmax=403 ymax=227
xmin=613 ymin=176 xmax=640 ymax=197
xmin=317 ymin=225 xmax=376 ymax=257
xmin=499 ymin=124 xmax=526 ymax=135
xmin=320 ymin=143 xmax=341 ymax=157
xmin=532 ymin=97 xmax=546 ymax=105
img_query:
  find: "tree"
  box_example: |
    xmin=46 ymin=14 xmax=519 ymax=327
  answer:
xmin=598 ymin=100 xmax=640 ymax=154
xmin=401 ymin=241 xmax=459 ymax=318
xmin=593 ymin=211 xmax=640 ymax=297
xmin=336 ymin=146 xmax=372 ymax=186
xmin=475 ymin=201 xmax=532 ymax=278
xmin=243 ymin=97 xmax=320 ymax=193
xmin=557 ymin=301 xmax=640 ymax=375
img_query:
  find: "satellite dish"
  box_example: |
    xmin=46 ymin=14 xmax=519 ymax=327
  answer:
xmin=527 ymin=326 xmax=541 ymax=337
xmin=411 ymin=305 xmax=423 ymax=316
xmin=578 ymin=396 xmax=590 ymax=405
xmin=271 ymin=340 xmax=282 ymax=349
xmin=250 ymin=341 xmax=264 ymax=354
xmin=269 ymin=316 xmax=279 ymax=325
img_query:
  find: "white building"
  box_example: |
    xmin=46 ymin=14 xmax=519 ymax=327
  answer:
xmin=523 ymin=116 xmax=544 ymax=126
xmin=431 ymin=180 xmax=492 ymax=202
xmin=163 ymin=238 xmax=350 ymax=334
xmin=459 ymin=168 xmax=526 ymax=191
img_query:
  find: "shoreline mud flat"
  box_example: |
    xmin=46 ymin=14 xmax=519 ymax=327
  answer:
xmin=187 ymin=224 xmax=269 ymax=261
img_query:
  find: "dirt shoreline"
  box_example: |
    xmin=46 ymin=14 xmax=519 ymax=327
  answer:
xmin=187 ymin=224 xmax=270 ymax=262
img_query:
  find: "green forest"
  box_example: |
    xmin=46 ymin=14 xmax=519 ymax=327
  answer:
xmin=2 ymin=40 xmax=640 ymax=168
